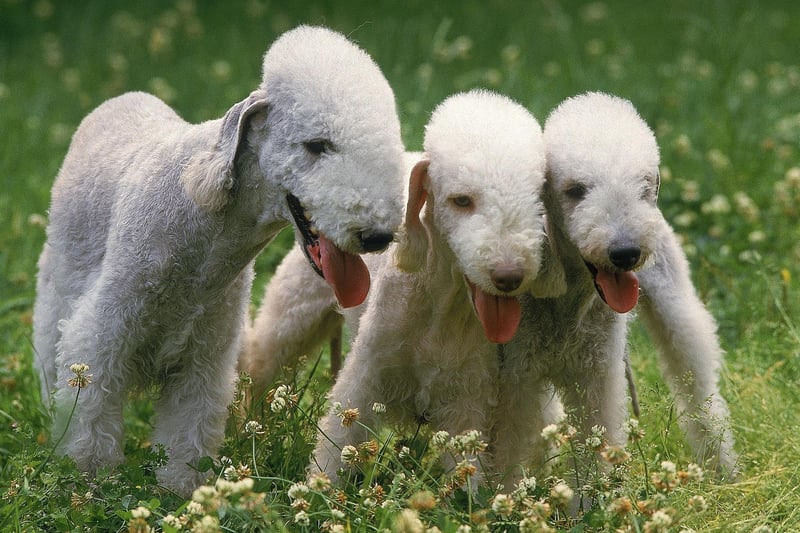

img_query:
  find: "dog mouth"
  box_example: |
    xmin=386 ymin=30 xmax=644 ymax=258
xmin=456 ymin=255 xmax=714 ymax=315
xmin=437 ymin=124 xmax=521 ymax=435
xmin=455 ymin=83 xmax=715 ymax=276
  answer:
xmin=466 ymin=279 xmax=521 ymax=344
xmin=585 ymin=262 xmax=639 ymax=314
xmin=286 ymin=193 xmax=370 ymax=308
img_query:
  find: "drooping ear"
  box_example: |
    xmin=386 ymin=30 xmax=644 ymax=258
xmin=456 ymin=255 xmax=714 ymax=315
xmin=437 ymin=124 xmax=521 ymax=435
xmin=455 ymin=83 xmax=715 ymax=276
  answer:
xmin=394 ymin=158 xmax=431 ymax=273
xmin=182 ymin=90 xmax=268 ymax=211
xmin=528 ymin=214 xmax=567 ymax=298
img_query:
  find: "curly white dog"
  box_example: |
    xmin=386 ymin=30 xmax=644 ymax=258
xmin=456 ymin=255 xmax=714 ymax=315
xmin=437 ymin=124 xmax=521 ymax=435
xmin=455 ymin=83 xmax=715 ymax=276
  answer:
xmin=496 ymin=92 xmax=738 ymax=484
xmin=309 ymin=90 xmax=566 ymax=484
xmin=32 ymin=25 xmax=405 ymax=495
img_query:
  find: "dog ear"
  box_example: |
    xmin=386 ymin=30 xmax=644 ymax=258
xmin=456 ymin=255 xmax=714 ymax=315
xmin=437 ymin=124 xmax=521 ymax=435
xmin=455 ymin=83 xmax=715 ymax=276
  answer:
xmin=182 ymin=90 xmax=268 ymax=211
xmin=394 ymin=158 xmax=430 ymax=273
xmin=654 ymin=170 xmax=661 ymax=202
xmin=528 ymin=214 xmax=568 ymax=298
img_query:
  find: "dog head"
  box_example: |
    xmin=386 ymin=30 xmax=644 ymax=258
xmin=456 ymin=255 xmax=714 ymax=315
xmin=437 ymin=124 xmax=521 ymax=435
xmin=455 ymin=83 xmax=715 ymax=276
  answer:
xmin=544 ymin=91 xmax=662 ymax=313
xmin=183 ymin=26 xmax=405 ymax=308
xmin=395 ymin=90 xmax=565 ymax=343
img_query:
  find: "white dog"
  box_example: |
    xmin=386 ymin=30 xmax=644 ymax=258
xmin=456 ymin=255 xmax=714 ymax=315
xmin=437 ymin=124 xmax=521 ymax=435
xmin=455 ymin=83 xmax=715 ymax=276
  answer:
xmin=309 ymin=90 xmax=566 ymax=484
xmin=32 ymin=25 xmax=405 ymax=495
xmin=495 ymin=92 xmax=738 ymax=484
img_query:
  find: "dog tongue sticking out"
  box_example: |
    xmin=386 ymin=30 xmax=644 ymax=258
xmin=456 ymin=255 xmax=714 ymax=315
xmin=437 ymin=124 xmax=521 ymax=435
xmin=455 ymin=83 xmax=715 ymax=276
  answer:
xmin=471 ymin=284 xmax=522 ymax=344
xmin=308 ymin=236 xmax=370 ymax=308
xmin=594 ymin=269 xmax=639 ymax=313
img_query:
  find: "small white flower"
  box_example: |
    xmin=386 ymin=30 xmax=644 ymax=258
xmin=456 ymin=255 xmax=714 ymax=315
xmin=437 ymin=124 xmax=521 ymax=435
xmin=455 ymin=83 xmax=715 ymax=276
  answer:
xmin=660 ymin=460 xmax=677 ymax=475
xmin=431 ymin=430 xmax=450 ymax=449
xmin=688 ymin=494 xmax=707 ymax=512
xmin=685 ymin=462 xmax=705 ymax=482
xmin=131 ymin=506 xmax=150 ymax=519
xmin=244 ymin=420 xmax=264 ymax=436
xmin=649 ymin=509 xmax=673 ymax=529
xmin=371 ymin=402 xmax=387 ymax=413
xmin=293 ymin=510 xmax=310 ymax=526
xmin=185 ymin=501 xmax=203 ymax=515
xmin=549 ymin=482 xmax=574 ymax=507
xmin=540 ymin=424 xmax=559 ymax=441
xmin=340 ymin=445 xmax=359 ymax=465
xmin=492 ymin=493 xmax=514 ymax=518
xmin=288 ymin=482 xmax=310 ymax=501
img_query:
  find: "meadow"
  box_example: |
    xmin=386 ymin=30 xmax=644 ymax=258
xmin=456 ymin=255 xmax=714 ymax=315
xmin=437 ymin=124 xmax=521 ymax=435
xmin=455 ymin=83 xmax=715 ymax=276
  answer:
xmin=1 ymin=0 xmax=800 ymax=531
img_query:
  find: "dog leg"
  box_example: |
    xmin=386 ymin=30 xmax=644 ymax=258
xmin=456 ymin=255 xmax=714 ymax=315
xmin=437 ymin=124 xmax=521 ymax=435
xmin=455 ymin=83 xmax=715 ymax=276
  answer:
xmin=638 ymin=226 xmax=738 ymax=477
xmin=243 ymin=246 xmax=341 ymax=403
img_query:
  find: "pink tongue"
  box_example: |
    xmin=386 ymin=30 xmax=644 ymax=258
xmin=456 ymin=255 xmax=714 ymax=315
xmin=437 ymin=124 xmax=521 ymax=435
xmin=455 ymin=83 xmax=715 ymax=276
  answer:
xmin=315 ymin=236 xmax=370 ymax=308
xmin=472 ymin=287 xmax=522 ymax=344
xmin=595 ymin=269 xmax=640 ymax=313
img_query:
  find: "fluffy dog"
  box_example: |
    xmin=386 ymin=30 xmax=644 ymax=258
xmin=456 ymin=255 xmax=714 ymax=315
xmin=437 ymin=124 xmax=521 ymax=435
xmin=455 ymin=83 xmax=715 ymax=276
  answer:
xmin=32 ymin=25 xmax=405 ymax=495
xmin=309 ymin=90 xmax=566 ymax=483
xmin=495 ymin=92 xmax=738 ymax=484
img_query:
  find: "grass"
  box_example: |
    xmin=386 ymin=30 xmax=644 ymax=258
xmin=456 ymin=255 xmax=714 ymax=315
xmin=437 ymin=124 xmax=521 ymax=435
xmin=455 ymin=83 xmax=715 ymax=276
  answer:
xmin=1 ymin=0 xmax=800 ymax=530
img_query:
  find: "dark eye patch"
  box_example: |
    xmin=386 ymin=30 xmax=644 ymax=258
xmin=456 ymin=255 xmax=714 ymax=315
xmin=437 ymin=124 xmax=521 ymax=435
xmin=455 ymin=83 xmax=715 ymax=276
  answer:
xmin=303 ymin=139 xmax=334 ymax=156
xmin=564 ymin=182 xmax=587 ymax=201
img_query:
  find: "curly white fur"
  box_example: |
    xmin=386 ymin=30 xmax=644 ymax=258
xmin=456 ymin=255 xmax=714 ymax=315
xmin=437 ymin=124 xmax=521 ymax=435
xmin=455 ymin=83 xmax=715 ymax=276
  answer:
xmin=32 ymin=25 xmax=405 ymax=496
xmin=308 ymin=90 xmax=566 ymax=484
xmin=497 ymin=92 xmax=738 ymax=488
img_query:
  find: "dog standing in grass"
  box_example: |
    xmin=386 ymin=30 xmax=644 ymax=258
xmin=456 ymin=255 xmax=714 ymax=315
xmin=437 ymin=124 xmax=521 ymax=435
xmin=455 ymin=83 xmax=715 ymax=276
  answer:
xmin=495 ymin=92 xmax=738 ymax=485
xmin=32 ymin=26 xmax=405 ymax=496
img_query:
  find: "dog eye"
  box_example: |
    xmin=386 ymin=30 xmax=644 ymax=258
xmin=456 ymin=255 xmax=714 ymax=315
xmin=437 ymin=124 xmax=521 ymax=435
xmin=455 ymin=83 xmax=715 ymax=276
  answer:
xmin=303 ymin=139 xmax=333 ymax=156
xmin=450 ymin=195 xmax=474 ymax=209
xmin=564 ymin=182 xmax=587 ymax=200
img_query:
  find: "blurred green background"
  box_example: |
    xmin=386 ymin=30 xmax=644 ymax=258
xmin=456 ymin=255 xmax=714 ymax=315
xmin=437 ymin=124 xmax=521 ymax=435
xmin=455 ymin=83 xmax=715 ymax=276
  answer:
xmin=2 ymin=1 xmax=800 ymax=530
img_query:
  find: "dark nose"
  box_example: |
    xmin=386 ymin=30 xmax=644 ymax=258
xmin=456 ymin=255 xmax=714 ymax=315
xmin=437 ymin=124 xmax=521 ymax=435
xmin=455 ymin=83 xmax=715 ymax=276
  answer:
xmin=490 ymin=267 xmax=524 ymax=293
xmin=358 ymin=231 xmax=394 ymax=253
xmin=609 ymin=246 xmax=641 ymax=270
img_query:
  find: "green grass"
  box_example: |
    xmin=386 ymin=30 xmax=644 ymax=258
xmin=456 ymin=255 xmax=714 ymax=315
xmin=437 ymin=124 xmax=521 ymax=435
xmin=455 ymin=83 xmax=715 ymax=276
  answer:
xmin=2 ymin=0 xmax=800 ymax=530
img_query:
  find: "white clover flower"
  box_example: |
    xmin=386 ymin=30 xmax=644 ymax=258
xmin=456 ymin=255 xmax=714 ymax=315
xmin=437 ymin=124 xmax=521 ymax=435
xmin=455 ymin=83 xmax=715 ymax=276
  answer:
xmin=431 ymin=430 xmax=450 ymax=449
xmin=193 ymin=515 xmax=220 ymax=533
xmin=215 ymin=478 xmax=235 ymax=495
xmin=685 ymin=463 xmax=705 ymax=482
xmin=549 ymin=482 xmax=574 ymax=507
xmin=288 ymin=482 xmax=310 ymax=501
xmin=701 ymin=194 xmax=731 ymax=215
xmin=624 ymin=418 xmax=644 ymax=441
xmin=540 ymin=424 xmax=559 ymax=441
xmin=330 ymin=525 xmax=346 ymax=533
xmin=456 ymin=525 xmax=472 ymax=533
xmin=270 ymin=396 xmax=287 ymax=413
xmin=585 ymin=435 xmax=603 ymax=449
xmin=680 ymin=180 xmax=700 ymax=202
xmin=308 ymin=471 xmax=331 ymax=492
xmin=185 ymin=501 xmax=203 ymax=515
xmin=341 ymin=445 xmax=359 ymax=465
xmin=393 ymin=508 xmax=424 ymax=533
xmin=372 ymin=402 xmax=387 ymax=413
xmin=362 ymin=497 xmax=377 ymax=508
xmin=331 ymin=508 xmax=346 ymax=521
xmin=294 ymin=510 xmax=310 ymax=526
xmin=398 ymin=446 xmax=411 ymax=459
xmin=162 ymin=514 xmax=181 ymax=528
xmin=244 ymin=420 xmax=264 ymax=436
xmin=515 ymin=475 xmax=537 ymax=496
xmin=234 ymin=477 xmax=254 ymax=493
xmin=131 ymin=506 xmax=151 ymax=519
xmin=660 ymin=460 xmax=677 ymax=475
xmin=673 ymin=134 xmax=693 ymax=156
xmin=491 ymin=493 xmax=514 ymax=518
xmin=192 ymin=485 xmax=217 ymax=504
xmin=650 ymin=509 xmax=672 ymax=531
xmin=688 ymin=495 xmax=707 ymax=512
xmin=223 ymin=465 xmax=238 ymax=480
